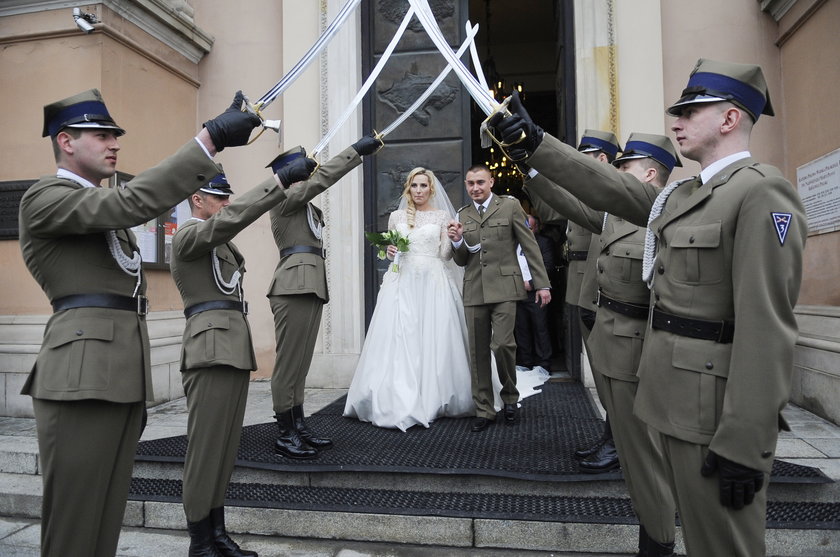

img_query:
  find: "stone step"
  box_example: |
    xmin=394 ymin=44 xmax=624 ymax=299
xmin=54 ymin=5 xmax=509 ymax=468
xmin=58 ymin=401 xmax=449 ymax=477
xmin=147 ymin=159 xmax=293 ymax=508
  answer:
xmin=2 ymin=471 xmax=838 ymax=556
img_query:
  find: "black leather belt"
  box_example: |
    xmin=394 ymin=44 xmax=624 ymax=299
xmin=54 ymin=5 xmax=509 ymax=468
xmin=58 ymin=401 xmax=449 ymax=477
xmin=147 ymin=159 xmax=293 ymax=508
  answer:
xmin=651 ymin=308 xmax=734 ymax=344
xmin=184 ymin=300 xmax=248 ymax=318
xmin=280 ymin=245 xmax=325 ymax=258
xmin=52 ymin=294 xmax=148 ymax=316
xmin=566 ymin=250 xmax=588 ymax=261
xmin=596 ymin=291 xmax=650 ymax=320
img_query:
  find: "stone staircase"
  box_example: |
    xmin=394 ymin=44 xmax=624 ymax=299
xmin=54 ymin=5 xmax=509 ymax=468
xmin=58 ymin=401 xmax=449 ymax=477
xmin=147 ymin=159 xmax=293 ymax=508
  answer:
xmin=2 ymin=415 xmax=840 ymax=556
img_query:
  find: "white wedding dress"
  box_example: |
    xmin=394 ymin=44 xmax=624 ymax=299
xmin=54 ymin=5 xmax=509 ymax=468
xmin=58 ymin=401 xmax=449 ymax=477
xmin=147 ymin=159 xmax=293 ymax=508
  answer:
xmin=344 ymin=209 xmax=475 ymax=431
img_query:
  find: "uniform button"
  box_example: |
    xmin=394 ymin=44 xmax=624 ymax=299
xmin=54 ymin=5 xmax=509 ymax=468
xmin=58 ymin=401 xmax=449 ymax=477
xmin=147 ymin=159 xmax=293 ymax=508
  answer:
xmin=197 ymin=173 xmax=206 ymax=181
xmin=658 ymin=265 xmax=665 ymax=275
xmin=655 ymin=294 xmax=660 ymax=301
xmin=689 ymin=236 xmax=695 ymax=244
xmin=598 ymin=267 xmax=603 ymax=273
xmin=264 ymin=187 xmax=270 ymax=192
xmin=634 ymin=331 xmax=640 ymax=336
xmin=761 ymin=451 xmax=773 ymax=458
xmin=705 ymin=361 xmax=714 ymax=370
xmin=605 ymin=249 xmax=610 ymax=255
xmin=482 ymin=263 xmax=487 ymax=267
xmin=625 ymin=250 xmax=630 ymax=255
xmin=75 ymin=329 xmax=83 ymax=336
xmin=207 ymin=322 xmax=213 ymax=327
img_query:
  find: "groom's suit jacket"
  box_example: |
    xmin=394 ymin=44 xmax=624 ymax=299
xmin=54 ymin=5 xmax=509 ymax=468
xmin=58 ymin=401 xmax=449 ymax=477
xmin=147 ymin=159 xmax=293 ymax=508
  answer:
xmin=453 ymin=194 xmax=550 ymax=304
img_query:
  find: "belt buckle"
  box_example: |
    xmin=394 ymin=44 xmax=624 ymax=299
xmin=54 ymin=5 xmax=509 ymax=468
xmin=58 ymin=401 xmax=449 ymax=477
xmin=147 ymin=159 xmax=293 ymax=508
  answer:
xmin=322 ymin=248 xmax=327 ymax=259
xmin=242 ymin=300 xmax=249 ymax=315
xmin=137 ymin=295 xmax=149 ymax=316
xmin=715 ymin=320 xmax=727 ymax=343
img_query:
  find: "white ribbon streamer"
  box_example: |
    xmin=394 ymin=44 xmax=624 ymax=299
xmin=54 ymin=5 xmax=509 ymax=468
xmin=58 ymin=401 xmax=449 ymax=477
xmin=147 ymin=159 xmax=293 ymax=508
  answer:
xmin=311 ymin=5 xmax=415 ymax=156
xmin=256 ymin=0 xmax=363 ymax=108
xmin=380 ymin=23 xmax=480 ymax=138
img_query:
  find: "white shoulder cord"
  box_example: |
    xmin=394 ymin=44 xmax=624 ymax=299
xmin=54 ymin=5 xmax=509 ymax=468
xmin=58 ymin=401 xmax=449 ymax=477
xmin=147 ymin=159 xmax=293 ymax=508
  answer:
xmin=106 ymin=230 xmax=142 ymax=297
xmin=602 ymin=212 xmax=609 ymax=232
xmin=306 ymin=203 xmax=323 ymax=240
xmin=641 ymin=177 xmax=694 ymax=288
xmin=211 ymin=247 xmax=242 ymax=299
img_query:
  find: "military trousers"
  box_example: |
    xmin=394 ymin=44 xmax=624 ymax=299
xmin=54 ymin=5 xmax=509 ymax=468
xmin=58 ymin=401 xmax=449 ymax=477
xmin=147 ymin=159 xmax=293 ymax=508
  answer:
xmin=33 ymin=397 xmax=144 ymax=557
xmin=465 ymin=301 xmax=518 ymax=419
xmin=656 ymin=431 xmax=769 ymax=556
xmin=269 ymin=293 xmax=323 ymax=414
xmin=182 ymin=365 xmax=250 ymax=522
xmin=592 ymin=371 xmax=676 ymax=544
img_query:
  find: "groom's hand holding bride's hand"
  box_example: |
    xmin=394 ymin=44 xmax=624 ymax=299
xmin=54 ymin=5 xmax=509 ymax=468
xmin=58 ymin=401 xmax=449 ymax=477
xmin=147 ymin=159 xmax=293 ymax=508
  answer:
xmin=447 ymin=220 xmax=463 ymax=242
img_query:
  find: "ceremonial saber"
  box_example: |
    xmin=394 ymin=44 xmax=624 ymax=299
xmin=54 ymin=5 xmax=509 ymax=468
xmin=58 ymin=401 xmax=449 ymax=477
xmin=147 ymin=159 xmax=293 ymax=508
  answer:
xmin=311 ymin=4 xmax=415 ymax=156
xmin=380 ymin=23 xmax=480 ymax=138
xmin=243 ymin=0 xmax=364 ymax=137
xmin=408 ymin=0 xmax=522 ymax=148
xmin=407 ymin=0 xmax=498 ymax=116
xmin=465 ymin=20 xmax=489 ymax=94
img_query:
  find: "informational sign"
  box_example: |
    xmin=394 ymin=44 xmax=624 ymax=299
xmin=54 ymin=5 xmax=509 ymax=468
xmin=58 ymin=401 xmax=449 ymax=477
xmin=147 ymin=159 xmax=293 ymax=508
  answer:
xmin=797 ymin=147 xmax=840 ymax=236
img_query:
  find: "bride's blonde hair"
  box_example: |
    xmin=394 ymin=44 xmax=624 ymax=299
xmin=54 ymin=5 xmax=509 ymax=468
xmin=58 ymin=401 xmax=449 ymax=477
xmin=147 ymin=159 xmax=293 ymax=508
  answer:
xmin=402 ymin=167 xmax=437 ymax=229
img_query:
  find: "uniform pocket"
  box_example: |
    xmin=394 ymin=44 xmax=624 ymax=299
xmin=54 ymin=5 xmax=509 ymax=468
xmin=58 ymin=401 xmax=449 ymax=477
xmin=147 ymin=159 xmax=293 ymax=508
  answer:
xmin=279 ymin=258 xmax=316 ymax=290
xmin=668 ymin=336 xmax=731 ymax=433
xmin=605 ymin=242 xmax=644 ymax=283
xmin=189 ymin=314 xmax=231 ymax=361
xmin=487 ymin=218 xmax=509 ymax=241
xmin=43 ymin=317 xmax=114 ymax=391
xmin=668 ymin=223 xmax=723 ymax=285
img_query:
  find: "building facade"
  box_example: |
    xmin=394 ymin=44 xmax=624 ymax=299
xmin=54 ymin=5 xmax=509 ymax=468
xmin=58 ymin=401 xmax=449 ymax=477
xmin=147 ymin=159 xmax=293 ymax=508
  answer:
xmin=1 ymin=0 xmax=837 ymax=423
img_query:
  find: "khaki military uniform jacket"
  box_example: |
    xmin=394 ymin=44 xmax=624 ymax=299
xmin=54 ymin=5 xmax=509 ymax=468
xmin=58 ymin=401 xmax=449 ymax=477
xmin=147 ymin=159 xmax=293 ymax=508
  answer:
xmin=453 ymin=194 xmax=550 ymax=306
xmin=18 ymin=140 xmax=220 ymax=402
xmin=526 ymin=173 xmax=649 ymax=380
xmin=267 ymin=146 xmax=361 ymax=303
xmin=528 ymin=184 xmax=591 ymax=306
xmin=529 ymin=133 xmax=807 ymax=472
xmin=172 ymin=178 xmax=289 ymax=372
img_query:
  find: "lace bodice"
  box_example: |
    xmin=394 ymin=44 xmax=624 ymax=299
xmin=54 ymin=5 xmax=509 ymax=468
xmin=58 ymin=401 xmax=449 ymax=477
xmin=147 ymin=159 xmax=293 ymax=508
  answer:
xmin=388 ymin=209 xmax=452 ymax=261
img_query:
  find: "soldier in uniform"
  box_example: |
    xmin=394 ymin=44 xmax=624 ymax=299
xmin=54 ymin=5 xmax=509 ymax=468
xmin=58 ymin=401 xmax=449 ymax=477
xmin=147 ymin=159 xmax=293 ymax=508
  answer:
xmin=491 ymin=60 xmax=807 ymax=556
xmin=527 ymin=130 xmax=622 ymax=473
xmin=18 ymin=89 xmax=260 ymax=557
xmin=446 ymin=164 xmax=551 ymax=433
xmin=269 ymin=135 xmax=383 ymax=459
xmin=525 ymin=133 xmax=681 ymax=556
xmin=170 ymin=157 xmax=314 ymax=556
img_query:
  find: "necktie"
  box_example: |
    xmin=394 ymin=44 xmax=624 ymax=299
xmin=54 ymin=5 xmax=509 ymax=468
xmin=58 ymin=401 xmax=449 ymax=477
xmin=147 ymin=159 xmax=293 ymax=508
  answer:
xmin=478 ymin=204 xmax=485 ymax=217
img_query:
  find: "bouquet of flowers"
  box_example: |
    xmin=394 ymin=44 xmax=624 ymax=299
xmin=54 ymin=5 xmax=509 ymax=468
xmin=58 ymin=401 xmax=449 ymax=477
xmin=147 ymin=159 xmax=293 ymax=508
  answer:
xmin=365 ymin=230 xmax=410 ymax=272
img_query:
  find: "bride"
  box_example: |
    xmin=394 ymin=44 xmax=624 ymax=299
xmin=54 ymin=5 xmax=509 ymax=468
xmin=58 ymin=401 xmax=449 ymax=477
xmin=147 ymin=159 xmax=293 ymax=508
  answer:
xmin=343 ymin=167 xmax=475 ymax=431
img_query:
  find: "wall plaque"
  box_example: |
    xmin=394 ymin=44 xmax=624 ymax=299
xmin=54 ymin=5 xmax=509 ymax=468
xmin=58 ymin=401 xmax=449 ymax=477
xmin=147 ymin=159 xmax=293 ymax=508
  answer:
xmin=797 ymin=147 xmax=840 ymax=235
xmin=0 ymin=180 xmax=35 ymax=240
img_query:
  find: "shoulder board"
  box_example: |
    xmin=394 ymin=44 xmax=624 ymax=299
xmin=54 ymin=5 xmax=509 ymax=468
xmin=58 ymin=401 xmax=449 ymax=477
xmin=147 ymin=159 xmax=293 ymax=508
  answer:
xmin=457 ymin=204 xmax=470 ymax=213
xmin=500 ymin=195 xmax=518 ymax=200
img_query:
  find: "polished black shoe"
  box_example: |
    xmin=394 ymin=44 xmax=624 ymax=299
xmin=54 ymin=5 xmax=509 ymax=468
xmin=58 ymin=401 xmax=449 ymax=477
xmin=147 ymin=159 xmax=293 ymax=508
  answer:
xmin=471 ymin=417 xmax=492 ymax=432
xmin=578 ymin=438 xmax=620 ymax=473
xmin=503 ymin=403 xmax=517 ymax=424
xmin=292 ymin=404 xmax=333 ymax=450
xmin=209 ymin=507 xmax=257 ymax=557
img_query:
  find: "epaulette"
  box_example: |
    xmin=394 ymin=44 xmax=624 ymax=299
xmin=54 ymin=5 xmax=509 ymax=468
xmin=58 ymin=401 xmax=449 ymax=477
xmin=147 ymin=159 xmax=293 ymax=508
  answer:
xmin=500 ymin=195 xmax=518 ymax=200
xmin=457 ymin=204 xmax=470 ymax=213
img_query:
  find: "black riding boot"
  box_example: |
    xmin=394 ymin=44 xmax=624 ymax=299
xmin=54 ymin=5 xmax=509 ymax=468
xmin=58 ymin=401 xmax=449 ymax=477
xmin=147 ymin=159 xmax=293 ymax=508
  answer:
xmin=292 ymin=404 xmax=333 ymax=450
xmin=209 ymin=507 xmax=257 ymax=557
xmin=187 ymin=515 xmax=224 ymax=557
xmin=274 ymin=410 xmax=317 ymax=459
xmin=635 ymin=525 xmax=649 ymax=557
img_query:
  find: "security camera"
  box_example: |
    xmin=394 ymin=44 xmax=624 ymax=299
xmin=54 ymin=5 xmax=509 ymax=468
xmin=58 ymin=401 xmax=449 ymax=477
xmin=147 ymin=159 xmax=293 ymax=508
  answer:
xmin=73 ymin=7 xmax=98 ymax=34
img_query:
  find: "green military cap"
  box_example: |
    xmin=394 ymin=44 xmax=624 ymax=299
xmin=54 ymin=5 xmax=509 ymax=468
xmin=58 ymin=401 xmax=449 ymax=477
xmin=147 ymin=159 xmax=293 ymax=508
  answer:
xmin=613 ymin=132 xmax=682 ymax=172
xmin=42 ymin=88 xmax=125 ymax=138
xmin=666 ymin=58 xmax=774 ymax=121
xmin=577 ymin=129 xmax=622 ymax=159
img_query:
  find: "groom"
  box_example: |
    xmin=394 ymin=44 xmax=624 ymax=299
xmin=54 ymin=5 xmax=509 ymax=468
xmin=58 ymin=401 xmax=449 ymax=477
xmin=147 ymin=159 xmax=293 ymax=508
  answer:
xmin=448 ymin=164 xmax=551 ymax=432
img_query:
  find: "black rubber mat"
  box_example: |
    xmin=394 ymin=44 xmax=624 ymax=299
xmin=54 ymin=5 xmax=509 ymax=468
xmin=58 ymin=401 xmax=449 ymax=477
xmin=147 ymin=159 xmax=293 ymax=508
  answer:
xmin=127 ymin=477 xmax=840 ymax=530
xmin=136 ymin=381 xmax=831 ymax=484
